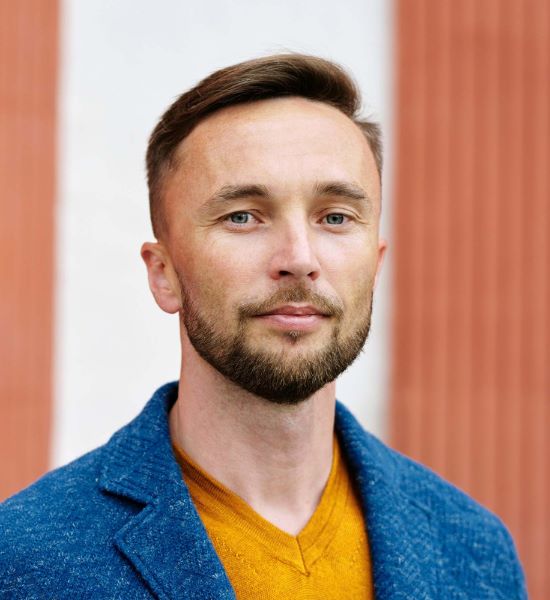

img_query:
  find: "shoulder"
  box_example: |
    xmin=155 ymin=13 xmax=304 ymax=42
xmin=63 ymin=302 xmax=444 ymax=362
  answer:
xmin=387 ymin=443 xmax=526 ymax=596
xmin=0 ymin=445 xmax=137 ymax=597
xmin=0 ymin=383 xmax=180 ymax=598
xmin=335 ymin=401 xmax=527 ymax=598
xmin=386 ymin=438 xmax=515 ymax=546
xmin=336 ymin=399 xmax=510 ymax=531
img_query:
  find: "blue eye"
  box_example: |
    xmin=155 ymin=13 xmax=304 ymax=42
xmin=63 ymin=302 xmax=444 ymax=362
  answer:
xmin=325 ymin=214 xmax=346 ymax=225
xmin=228 ymin=212 xmax=252 ymax=224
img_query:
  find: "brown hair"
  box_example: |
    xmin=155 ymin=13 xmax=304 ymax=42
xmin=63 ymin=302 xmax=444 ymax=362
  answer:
xmin=146 ymin=53 xmax=382 ymax=238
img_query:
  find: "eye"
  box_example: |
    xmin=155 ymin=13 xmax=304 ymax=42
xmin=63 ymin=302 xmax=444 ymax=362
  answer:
xmin=225 ymin=211 xmax=256 ymax=226
xmin=324 ymin=213 xmax=349 ymax=225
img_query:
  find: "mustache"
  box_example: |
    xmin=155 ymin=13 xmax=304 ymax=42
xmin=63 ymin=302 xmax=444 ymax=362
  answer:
xmin=238 ymin=286 xmax=344 ymax=319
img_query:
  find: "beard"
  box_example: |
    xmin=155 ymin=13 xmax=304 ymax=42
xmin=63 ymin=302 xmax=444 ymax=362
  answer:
xmin=178 ymin=278 xmax=373 ymax=405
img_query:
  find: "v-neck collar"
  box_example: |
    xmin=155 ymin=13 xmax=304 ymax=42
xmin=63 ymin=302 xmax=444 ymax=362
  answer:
xmin=173 ymin=435 xmax=348 ymax=574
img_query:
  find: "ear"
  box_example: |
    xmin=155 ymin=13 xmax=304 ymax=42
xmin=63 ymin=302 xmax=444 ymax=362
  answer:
xmin=140 ymin=242 xmax=181 ymax=314
xmin=373 ymin=238 xmax=387 ymax=290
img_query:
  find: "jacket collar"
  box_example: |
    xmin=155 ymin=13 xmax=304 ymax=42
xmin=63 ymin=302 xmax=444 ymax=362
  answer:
xmin=100 ymin=382 xmax=236 ymax=600
xmin=335 ymin=402 xmax=437 ymax=598
xmin=100 ymin=382 xmax=437 ymax=599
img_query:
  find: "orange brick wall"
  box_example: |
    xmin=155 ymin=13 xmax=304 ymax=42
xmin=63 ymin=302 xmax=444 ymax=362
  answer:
xmin=0 ymin=0 xmax=58 ymax=499
xmin=391 ymin=1 xmax=549 ymax=597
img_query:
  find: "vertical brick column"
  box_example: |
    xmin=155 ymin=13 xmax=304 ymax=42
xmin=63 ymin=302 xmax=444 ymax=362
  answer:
xmin=0 ymin=1 xmax=59 ymax=499
xmin=391 ymin=1 xmax=549 ymax=597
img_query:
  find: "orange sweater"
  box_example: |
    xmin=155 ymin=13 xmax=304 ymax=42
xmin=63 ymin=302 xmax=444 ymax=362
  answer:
xmin=173 ymin=436 xmax=374 ymax=599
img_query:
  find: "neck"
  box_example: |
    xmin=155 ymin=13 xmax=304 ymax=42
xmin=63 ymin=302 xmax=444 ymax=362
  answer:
xmin=169 ymin=343 xmax=336 ymax=536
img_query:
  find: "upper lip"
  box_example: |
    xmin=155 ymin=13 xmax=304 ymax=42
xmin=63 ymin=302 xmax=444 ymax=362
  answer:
xmin=259 ymin=304 xmax=329 ymax=316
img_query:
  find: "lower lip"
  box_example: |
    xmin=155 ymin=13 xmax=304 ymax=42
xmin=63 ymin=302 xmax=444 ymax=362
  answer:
xmin=255 ymin=314 xmax=327 ymax=331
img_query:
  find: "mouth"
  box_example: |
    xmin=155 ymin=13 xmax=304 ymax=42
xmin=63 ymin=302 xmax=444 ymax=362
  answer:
xmin=254 ymin=305 xmax=330 ymax=331
xmin=257 ymin=304 xmax=331 ymax=317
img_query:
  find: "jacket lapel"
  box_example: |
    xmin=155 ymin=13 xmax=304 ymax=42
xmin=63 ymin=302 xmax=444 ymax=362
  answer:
xmin=99 ymin=382 xmax=236 ymax=600
xmin=336 ymin=402 xmax=438 ymax=600
xmin=98 ymin=383 xmax=441 ymax=599
xmin=112 ymin=489 xmax=235 ymax=600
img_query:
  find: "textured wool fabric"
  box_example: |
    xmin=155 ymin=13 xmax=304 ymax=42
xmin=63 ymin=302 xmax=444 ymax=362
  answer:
xmin=0 ymin=381 xmax=527 ymax=599
xmin=173 ymin=434 xmax=374 ymax=599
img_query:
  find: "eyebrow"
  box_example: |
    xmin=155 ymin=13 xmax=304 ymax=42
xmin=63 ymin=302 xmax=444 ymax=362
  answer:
xmin=200 ymin=180 xmax=372 ymax=213
xmin=207 ymin=183 xmax=270 ymax=204
xmin=314 ymin=181 xmax=370 ymax=203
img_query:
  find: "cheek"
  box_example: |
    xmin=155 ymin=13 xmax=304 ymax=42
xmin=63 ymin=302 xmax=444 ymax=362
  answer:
xmin=207 ymin=242 xmax=257 ymax=286
xmin=319 ymin=240 xmax=378 ymax=312
xmin=320 ymin=237 xmax=378 ymax=280
xmin=186 ymin=242 xmax=258 ymax=310
xmin=209 ymin=230 xmax=270 ymax=272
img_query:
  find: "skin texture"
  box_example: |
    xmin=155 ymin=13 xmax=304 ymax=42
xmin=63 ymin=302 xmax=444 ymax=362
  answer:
xmin=141 ymin=97 xmax=386 ymax=534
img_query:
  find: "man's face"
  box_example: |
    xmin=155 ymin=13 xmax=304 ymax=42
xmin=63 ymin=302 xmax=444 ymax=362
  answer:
xmin=159 ymin=97 xmax=385 ymax=404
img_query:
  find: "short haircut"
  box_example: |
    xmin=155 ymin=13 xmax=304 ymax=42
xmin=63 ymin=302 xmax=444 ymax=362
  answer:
xmin=146 ymin=53 xmax=382 ymax=238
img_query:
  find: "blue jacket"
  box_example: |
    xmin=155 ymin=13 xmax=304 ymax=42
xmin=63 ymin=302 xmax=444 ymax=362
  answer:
xmin=0 ymin=382 xmax=526 ymax=599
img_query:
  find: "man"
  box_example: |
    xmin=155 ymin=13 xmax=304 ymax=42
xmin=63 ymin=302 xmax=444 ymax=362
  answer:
xmin=0 ymin=54 xmax=525 ymax=599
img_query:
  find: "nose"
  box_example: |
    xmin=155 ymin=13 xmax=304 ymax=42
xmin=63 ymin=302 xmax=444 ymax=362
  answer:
xmin=268 ymin=219 xmax=321 ymax=283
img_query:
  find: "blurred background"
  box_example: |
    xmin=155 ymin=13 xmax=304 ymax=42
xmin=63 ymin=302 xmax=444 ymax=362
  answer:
xmin=0 ymin=0 xmax=548 ymax=597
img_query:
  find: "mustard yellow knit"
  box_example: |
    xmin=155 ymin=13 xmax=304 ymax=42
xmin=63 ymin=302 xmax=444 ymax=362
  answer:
xmin=173 ymin=436 xmax=374 ymax=599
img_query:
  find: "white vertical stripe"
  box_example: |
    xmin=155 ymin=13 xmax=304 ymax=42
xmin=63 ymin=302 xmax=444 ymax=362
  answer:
xmin=52 ymin=0 xmax=394 ymax=467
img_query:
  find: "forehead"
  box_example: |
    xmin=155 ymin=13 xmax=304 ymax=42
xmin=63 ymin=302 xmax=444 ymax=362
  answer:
xmin=168 ymin=97 xmax=380 ymax=204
